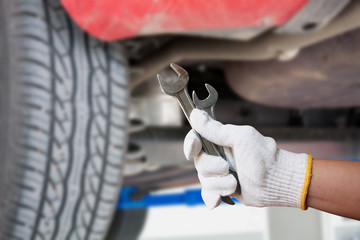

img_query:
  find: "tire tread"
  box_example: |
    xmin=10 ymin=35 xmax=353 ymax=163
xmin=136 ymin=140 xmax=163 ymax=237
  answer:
xmin=1 ymin=0 xmax=128 ymax=239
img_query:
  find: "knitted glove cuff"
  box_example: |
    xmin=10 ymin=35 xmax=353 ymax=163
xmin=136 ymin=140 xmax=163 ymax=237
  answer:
xmin=262 ymin=149 xmax=312 ymax=209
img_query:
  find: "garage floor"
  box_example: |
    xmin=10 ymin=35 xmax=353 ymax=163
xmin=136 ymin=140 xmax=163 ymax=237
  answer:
xmin=139 ymin=197 xmax=267 ymax=240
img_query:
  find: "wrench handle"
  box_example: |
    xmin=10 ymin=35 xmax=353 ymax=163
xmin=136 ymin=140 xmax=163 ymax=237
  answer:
xmin=200 ymin=107 xmax=241 ymax=197
xmin=198 ymin=136 xmax=236 ymax=205
xmin=174 ymin=90 xmax=222 ymax=156
xmin=174 ymin=90 xmax=235 ymax=205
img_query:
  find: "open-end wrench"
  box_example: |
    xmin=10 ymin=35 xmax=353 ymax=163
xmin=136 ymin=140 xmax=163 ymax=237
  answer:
xmin=157 ymin=63 xmax=235 ymax=205
xmin=192 ymin=84 xmax=223 ymax=155
xmin=193 ymin=85 xmax=241 ymax=194
xmin=192 ymin=84 xmax=218 ymax=119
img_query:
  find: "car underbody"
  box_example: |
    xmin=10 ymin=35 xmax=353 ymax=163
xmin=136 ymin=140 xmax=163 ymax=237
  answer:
xmin=122 ymin=1 xmax=360 ymax=189
xmin=1 ymin=0 xmax=360 ymax=239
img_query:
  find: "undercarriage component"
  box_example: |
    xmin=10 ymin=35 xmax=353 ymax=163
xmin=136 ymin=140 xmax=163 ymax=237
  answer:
xmin=124 ymin=142 xmax=147 ymax=176
xmin=124 ymin=166 xmax=198 ymax=191
xmin=133 ymin=127 xmax=360 ymax=159
xmin=130 ymin=0 xmax=360 ymax=90
xmin=180 ymin=27 xmax=269 ymax=41
xmin=225 ymin=28 xmax=360 ymax=109
xmin=125 ymin=127 xmax=360 ymax=191
xmin=131 ymin=69 xmax=182 ymax=127
xmin=276 ymin=0 xmax=350 ymax=34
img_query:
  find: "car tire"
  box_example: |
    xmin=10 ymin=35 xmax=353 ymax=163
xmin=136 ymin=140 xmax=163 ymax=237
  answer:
xmin=0 ymin=0 xmax=129 ymax=239
xmin=106 ymin=209 xmax=148 ymax=240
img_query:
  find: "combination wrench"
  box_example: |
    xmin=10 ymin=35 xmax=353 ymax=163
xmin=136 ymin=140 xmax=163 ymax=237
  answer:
xmin=193 ymin=84 xmax=241 ymax=194
xmin=157 ymin=63 xmax=235 ymax=205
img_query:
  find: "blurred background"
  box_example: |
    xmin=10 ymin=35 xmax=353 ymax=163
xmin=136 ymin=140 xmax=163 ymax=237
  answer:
xmin=138 ymin=200 xmax=360 ymax=240
xmin=0 ymin=0 xmax=360 ymax=239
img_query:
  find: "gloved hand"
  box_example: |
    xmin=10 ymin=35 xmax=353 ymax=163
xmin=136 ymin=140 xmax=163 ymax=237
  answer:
xmin=184 ymin=109 xmax=312 ymax=210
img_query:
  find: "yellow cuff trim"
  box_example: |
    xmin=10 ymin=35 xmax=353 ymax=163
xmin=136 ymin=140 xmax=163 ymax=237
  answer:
xmin=300 ymin=154 xmax=313 ymax=210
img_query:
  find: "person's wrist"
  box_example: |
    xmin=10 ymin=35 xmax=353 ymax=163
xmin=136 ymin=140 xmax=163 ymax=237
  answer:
xmin=261 ymin=149 xmax=311 ymax=208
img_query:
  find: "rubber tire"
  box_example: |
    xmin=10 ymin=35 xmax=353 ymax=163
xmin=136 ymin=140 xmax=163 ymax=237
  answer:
xmin=0 ymin=0 xmax=129 ymax=239
xmin=106 ymin=209 xmax=148 ymax=240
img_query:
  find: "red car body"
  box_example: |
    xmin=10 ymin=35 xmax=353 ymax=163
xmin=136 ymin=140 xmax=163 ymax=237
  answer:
xmin=60 ymin=0 xmax=308 ymax=41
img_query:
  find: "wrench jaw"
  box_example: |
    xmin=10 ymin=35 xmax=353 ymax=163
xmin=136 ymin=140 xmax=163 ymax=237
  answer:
xmin=156 ymin=63 xmax=189 ymax=96
xmin=157 ymin=63 xmax=194 ymax=121
xmin=170 ymin=63 xmax=189 ymax=81
xmin=192 ymin=84 xmax=218 ymax=110
xmin=157 ymin=74 xmax=173 ymax=95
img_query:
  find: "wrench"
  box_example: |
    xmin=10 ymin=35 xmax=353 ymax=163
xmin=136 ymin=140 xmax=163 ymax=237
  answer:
xmin=192 ymin=84 xmax=223 ymax=156
xmin=193 ymin=84 xmax=241 ymax=194
xmin=157 ymin=63 xmax=235 ymax=205
xmin=192 ymin=84 xmax=218 ymax=119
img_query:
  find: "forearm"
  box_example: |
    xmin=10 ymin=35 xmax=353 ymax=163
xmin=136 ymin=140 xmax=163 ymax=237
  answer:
xmin=307 ymin=158 xmax=360 ymax=220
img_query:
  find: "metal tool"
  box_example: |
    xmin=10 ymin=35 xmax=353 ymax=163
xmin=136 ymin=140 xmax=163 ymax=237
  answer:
xmin=192 ymin=84 xmax=218 ymax=119
xmin=193 ymin=84 xmax=241 ymax=195
xmin=157 ymin=63 xmax=235 ymax=205
xmin=192 ymin=84 xmax=223 ymax=156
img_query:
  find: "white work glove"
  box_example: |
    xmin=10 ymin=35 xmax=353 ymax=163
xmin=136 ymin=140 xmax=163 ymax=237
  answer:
xmin=184 ymin=109 xmax=312 ymax=210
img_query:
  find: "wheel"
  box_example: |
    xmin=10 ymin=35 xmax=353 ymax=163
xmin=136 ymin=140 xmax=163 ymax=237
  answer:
xmin=0 ymin=0 xmax=129 ymax=239
xmin=106 ymin=209 xmax=148 ymax=240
